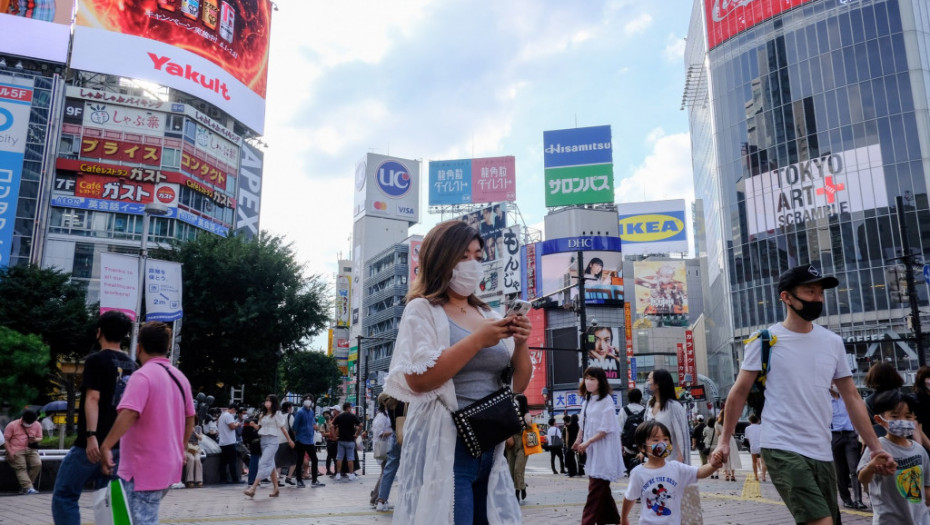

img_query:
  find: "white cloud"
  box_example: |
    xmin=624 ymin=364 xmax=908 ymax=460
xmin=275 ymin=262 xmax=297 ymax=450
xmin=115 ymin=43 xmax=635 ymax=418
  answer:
xmin=645 ymin=127 xmax=666 ymax=144
xmin=663 ymin=33 xmax=687 ymax=62
xmin=615 ymin=132 xmax=694 ymax=204
xmin=623 ymin=13 xmax=653 ymax=36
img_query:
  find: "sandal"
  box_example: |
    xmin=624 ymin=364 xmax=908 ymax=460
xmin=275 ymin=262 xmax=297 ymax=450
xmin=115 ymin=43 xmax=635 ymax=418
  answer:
xmin=269 ymin=489 xmax=280 ymax=497
xmin=243 ymin=487 xmax=256 ymax=498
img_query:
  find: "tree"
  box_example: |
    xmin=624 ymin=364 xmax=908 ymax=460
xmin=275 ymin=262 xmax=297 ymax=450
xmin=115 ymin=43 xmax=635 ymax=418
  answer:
xmin=154 ymin=233 xmax=330 ymax=405
xmin=0 ymin=327 xmax=50 ymax=411
xmin=281 ymin=350 xmax=343 ymax=400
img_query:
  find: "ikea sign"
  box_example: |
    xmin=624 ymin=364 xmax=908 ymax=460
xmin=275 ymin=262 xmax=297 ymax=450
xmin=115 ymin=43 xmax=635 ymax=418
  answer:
xmin=617 ymin=200 xmax=689 ymax=255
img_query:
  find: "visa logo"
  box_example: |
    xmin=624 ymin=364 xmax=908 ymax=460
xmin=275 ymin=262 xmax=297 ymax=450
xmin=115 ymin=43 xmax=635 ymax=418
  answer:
xmin=618 ymin=214 xmax=685 ymax=242
xmin=397 ymin=206 xmax=415 ymax=216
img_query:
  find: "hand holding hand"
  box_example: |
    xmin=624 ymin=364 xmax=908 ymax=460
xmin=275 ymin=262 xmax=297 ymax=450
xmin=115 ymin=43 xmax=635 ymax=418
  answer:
xmin=710 ymin=442 xmax=730 ymax=468
xmin=871 ymin=450 xmax=897 ymax=476
xmin=86 ymin=437 xmax=101 ymax=464
xmin=100 ymin=446 xmax=115 ymax=476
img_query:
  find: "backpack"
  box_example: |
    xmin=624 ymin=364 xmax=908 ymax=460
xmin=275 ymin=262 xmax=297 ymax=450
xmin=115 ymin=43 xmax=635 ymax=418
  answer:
xmin=110 ymin=356 xmax=136 ymax=407
xmin=621 ymin=406 xmax=645 ymax=447
xmin=745 ymin=329 xmax=777 ymax=417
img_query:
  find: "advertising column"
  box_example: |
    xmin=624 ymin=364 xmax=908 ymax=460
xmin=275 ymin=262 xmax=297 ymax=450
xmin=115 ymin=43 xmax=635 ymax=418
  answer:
xmin=0 ymin=77 xmax=35 ymax=268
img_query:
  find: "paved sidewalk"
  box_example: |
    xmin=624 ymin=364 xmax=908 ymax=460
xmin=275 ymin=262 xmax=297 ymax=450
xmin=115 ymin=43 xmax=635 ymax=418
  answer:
xmin=1 ymin=451 xmax=874 ymax=524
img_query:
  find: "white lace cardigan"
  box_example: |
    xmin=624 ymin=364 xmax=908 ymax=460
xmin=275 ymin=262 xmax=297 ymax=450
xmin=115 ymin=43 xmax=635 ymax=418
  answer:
xmin=384 ymin=298 xmax=522 ymax=524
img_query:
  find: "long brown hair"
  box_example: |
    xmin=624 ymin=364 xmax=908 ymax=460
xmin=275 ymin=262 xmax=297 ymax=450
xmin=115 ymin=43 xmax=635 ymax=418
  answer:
xmin=406 ymin=220 xmax=488 ymax=309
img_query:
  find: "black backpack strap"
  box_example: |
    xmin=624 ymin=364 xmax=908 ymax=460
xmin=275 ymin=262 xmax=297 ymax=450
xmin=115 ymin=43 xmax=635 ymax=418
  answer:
xmin=623 ymin=406 xmax=632 ymax=417
xmin=759 ymin=329 xmax=772 ymax=380
xmin=157 ymin=363 xmax=185 ymax=398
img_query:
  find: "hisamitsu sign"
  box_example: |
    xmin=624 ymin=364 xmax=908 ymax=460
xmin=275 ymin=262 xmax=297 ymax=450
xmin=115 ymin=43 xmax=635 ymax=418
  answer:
xmin=543 ymin=125 xmax=614 ymax=206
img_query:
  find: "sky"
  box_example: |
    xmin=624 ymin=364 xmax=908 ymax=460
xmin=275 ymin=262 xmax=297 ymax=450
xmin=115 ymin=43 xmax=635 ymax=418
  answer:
xmin=259 ymin=0 xmax=697 ymax=296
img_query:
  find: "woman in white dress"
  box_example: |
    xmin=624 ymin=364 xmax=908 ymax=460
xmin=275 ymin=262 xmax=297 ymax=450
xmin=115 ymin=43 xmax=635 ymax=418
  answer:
xmin=646 ymin=369 xmax=703 ymax=524
xmin=715 ymin=408 xmax=742 ymax=481
xmin=243 ymin=394 xmax=293 ymax=498
xmin=573 ymin=367 xmax=623 ymax=525
xmin=384 ymin=220 xmax=533 ymax=525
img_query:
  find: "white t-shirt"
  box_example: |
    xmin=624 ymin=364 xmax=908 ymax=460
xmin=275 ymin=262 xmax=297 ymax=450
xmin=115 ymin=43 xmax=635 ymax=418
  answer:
xmin=741 ymin=322 xmax=850 ymax=461
xmin=624 ymin=461 xmax=699 ymax=524
xmin=743 ymin=423 xmax=762 ymax=455
xmin=217 ymin=411 xmax=237 ymax=446
xmin=546 ymin=425 xmax=562 ymax=446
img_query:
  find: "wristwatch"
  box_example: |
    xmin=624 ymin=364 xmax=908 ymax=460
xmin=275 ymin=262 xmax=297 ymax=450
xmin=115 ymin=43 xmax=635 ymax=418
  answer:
xmin=85 ymin=431 xmax=97 ymax=438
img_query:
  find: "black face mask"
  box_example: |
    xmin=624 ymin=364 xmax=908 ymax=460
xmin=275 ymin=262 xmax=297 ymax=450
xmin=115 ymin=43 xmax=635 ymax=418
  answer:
xmin=789 ymin=294 xmax=823 ymax=321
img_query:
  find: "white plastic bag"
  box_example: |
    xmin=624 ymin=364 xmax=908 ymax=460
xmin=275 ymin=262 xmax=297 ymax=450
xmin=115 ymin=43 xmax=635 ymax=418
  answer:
xmin=94 ymin=478 xmax=134 ymax=525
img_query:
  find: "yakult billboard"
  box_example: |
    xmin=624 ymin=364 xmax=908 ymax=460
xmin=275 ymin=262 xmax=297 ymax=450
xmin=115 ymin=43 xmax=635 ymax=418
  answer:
xmin=0 ymin=0 xmax=72 ymax=63
xmin=71 ymin=0 xmax=272 ymax=134
xmin=704 ymin=0 xmax=817 ymax=50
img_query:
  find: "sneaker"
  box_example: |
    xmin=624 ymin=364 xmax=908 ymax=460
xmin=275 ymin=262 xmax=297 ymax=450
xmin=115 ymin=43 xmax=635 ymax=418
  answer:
xmin=376 ymin=501 xmax=393 ymax=512
xmin=296 ymin=480 xmax=306 ymax=488
xmin=347 ymin=473 xmax=358 ymax=481
xmin=24 ymin=488 xmax=39 ymax=495
xmin=842 ymin=500 xmax=856 ymax=509
xmin=311 ymin=481 xmax=326 ymax=488
xmin=335 ymin=474 xmax=347 ymax=481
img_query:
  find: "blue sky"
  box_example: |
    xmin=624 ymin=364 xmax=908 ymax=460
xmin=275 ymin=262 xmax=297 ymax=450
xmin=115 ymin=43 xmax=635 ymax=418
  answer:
xmin=260 ymin=0 xmax=697 ymax=282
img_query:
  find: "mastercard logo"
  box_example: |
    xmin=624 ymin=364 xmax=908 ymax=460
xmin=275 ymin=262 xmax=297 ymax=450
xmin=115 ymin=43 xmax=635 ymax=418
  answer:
xmin=374 ymin=201 xmax=388 ymax=210
xmin=157 ymin=187 xmax=177 ymax=203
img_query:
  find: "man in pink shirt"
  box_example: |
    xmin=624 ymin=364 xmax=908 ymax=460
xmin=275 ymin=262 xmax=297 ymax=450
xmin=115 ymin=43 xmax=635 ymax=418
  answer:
xmin=100 ymin=322 xmax=195 ymax=525
xmin=3 ymin=409 xmax=42 ymax=494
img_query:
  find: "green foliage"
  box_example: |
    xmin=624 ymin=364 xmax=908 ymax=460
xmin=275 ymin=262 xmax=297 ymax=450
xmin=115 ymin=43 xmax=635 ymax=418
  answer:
xmin=0 ymin=264 xmax=94 ymax=361
xmin=0 ymin=327 xmax=51 ymax=410
xmin=281 ymin=350 xmax=343 ymax=400
xmin=153 ymin=232 xmax=330 ymax=405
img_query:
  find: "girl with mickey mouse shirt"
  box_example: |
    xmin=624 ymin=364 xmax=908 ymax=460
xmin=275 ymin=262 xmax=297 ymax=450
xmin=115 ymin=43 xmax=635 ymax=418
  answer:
xmin=622 ymin=421 xmax=722 ymax=525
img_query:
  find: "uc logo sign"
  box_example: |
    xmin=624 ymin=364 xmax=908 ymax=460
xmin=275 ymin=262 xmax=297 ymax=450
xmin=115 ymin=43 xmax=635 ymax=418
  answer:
xmin=376 ymin=161 xmax=411 ymax=198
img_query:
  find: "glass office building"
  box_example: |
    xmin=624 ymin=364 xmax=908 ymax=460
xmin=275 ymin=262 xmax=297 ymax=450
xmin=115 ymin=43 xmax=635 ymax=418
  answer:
xmin=686 ymin=0 xmax=930 ymax=393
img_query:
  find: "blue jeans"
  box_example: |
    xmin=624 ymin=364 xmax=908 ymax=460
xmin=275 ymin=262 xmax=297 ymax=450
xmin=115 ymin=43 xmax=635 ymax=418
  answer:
xmin=124 ymin=479 xmax=168 ymax=525
xmin=247 ymin=449 xmax=261 ymax=485
xmin=52 ymin=447 xmax=120 ymax=525
xmin=377 ymin=435 xmax=400 ymax=502
xmin=453 ymin=436 xmax=495 ymax=525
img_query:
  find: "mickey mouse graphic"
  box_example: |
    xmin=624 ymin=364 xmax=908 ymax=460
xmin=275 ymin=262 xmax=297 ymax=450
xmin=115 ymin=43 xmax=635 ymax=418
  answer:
xmin=645 ymin=484 xmax=673 ymax=516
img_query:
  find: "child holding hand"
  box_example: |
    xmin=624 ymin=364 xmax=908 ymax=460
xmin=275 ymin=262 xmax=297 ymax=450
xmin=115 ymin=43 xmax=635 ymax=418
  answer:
xmin=857 ymin=390 xmax=925 ymax=524
xmin=621 ymin=421 xmax=722 ymax=525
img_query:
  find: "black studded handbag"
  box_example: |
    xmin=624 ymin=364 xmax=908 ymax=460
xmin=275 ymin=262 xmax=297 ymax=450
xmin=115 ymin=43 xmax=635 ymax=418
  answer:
xmin=443 ymin=367 xmax=525 ymax=458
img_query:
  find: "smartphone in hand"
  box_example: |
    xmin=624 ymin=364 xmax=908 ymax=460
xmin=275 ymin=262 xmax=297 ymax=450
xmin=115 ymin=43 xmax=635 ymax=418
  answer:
xmin=505 ymin=299 xmax=531 ymax=317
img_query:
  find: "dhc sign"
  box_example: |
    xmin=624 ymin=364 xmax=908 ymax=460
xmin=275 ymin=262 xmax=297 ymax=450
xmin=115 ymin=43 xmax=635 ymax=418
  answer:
xmin=540 ymin=235 xmax=622 ymax=254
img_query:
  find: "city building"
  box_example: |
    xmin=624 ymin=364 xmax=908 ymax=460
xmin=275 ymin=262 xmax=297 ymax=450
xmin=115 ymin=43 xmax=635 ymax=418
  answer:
xmin=685 ymin=0 xmax=930 ymax=393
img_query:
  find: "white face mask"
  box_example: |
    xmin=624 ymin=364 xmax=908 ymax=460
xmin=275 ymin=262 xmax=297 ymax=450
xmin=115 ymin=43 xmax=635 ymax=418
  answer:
xmin=303 ymin=400 xmax=312 ymax=408
xmin=585 ymin=379 xmax=599 ymax=393
xmin=449 ymin=259 xmax=483 ymax=297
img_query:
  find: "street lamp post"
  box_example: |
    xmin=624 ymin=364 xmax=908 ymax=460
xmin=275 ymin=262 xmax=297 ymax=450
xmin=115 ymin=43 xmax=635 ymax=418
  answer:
xmin=129 ymin=202 xmax=169 ymax=362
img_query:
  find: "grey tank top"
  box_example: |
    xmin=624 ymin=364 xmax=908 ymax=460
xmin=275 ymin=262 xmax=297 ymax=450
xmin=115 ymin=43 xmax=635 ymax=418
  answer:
xmin=448 ymin=316 xmax=511 ymax=408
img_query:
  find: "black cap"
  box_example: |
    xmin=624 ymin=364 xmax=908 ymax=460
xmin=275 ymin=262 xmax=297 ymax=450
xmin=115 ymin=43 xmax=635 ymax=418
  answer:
xmin=777 ymin=265 xmax=839 ymax=293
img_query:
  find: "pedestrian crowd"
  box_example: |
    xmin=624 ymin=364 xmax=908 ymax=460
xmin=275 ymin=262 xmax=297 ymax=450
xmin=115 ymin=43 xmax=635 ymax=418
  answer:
xmin=5 ymin=238 xmax=930 ymax=525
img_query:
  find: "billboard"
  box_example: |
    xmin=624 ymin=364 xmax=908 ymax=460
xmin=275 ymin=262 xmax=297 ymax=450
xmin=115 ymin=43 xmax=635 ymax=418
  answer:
xmin=543 ymin=125 xmax=614 ymax=207
xmin=587 ymin=325 xmax=624 ymax=387
xmin=743 ymin=145 xmax=889 ymax=236
xmin=144 ymin=258 xmax=183 ymax=322
xmin=704 ymin=0 xmax=817 ymax=50
xmin=456 ymin=203 xmax=507 ymax=262
xmin=353 ymin=153 xmax=420 ymax=224
xmin=617 ymin=199 xmax=688 ymax=255
xmin=408 ymin=239 xmax=422 ymax=286
xmin=0 ymin=0 xmax=72 ymax=63
xmin=524 ymin=307 xmax=547 ymax=407
xmin=633 ymin=260 xmax=689 ymax=316
xmin=335 ymin=275 xmax=350 ymax=328
xmin=71 ymin=0 xmax=272 ymax=133
xmin=234 ymin=140 xmax=262 ymax=238
xmin=500 ymin=225 xmax=521 ymax=297
xmin=99 ymin=252 xmax=140 ymax=320
xmin=428 ymin=156 xmax=516 ymax=205
xmin=0 ymin=77 xmax=34 ymax=268
xmin=525 ymin=236 xmax=624 ymax=306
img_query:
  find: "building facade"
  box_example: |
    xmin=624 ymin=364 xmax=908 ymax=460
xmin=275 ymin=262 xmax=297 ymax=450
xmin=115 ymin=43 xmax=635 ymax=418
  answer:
xmin=686 ymin=0 xmax=930 ymax=393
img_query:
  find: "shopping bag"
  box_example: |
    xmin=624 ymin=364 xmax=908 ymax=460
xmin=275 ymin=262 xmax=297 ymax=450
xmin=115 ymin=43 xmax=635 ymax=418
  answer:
xmin=522 ymin=423 xmax=544 ymax=456
xmin=373 ymin=438 xmax=389 ymax=461
xmin=94 ymin=478 xmax=133 ymax=525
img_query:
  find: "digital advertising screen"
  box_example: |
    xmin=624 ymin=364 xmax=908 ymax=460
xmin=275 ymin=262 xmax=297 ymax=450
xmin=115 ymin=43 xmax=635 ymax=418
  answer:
xmin=0 ymin=0 xmax=72 ymax=63
xmin=526 ymin=236 xmax=624 ymax=306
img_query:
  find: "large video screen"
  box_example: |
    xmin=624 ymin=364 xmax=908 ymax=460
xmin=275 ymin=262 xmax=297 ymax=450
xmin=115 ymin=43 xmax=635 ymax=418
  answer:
xmin=0 ymin=0 xmax=72 ymax=62
xmin=529 ymin=236 xmax=624 ymax=306
xmin=71 ymin=0 xmax=272 ymax=133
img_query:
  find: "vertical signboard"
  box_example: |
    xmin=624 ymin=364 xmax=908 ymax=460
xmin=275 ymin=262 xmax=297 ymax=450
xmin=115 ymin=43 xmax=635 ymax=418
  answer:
xmin=685 ymin=330 xmax=696 ymax=381
xmin=524 ymin=307 xmax=547 ymax=407
xmin=0 ymin=77 xmax=34 ymax=267
xmin=625 ymin=301 xmax=634 ymax=389
xmin=501 ymin=225 xmax=521 ymax=296
xmin=235 ymin=141 xmax=263 ymax=239
xmin=144 ymin=259 xmax=183 ymax=322
xmin=335 ymin=275 xmax=351 ymax=328
xmin=677 ymin=343 xmax=686 ymax=385
xmin=408 ymin=239 xmax=422 ymax=286
xmin=543 ymin=125 xmax=614 ymax=207
xmin=99 ymin=253 xmax=140 ymax=321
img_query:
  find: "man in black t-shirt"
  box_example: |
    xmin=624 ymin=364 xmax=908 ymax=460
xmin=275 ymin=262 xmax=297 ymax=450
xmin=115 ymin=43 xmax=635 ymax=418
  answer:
xmin=52 ymin=311 xmax=135 ymax=525
xmin=332 ymin=403 xmax=361 ymax=481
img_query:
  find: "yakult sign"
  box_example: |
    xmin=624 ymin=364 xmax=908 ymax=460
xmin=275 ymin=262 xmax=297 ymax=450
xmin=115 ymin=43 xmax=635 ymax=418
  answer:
xmin=743 ymin=144 xmax=889 ymax=236
xmin=704 ymin=0 xmax=817 ymax=50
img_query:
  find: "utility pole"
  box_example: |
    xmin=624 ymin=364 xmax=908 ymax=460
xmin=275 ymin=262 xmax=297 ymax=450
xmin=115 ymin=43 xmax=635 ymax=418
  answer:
xmin=896 ymin=195 xmax=926 ymax=366
xmin=576 ymin=250 xmax=589 ymax=373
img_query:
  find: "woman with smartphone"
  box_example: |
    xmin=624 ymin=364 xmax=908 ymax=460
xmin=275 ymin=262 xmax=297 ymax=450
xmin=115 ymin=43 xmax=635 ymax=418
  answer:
xmin=384 ymin=220 xmax=533 ymax=525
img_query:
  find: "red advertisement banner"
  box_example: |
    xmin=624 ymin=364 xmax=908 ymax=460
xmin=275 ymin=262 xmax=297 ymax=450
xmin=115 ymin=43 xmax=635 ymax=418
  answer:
xmin=677 ymin=343 xmax=686 ymax=385
xmin=57 ymin=158 xmax=181 ymax=184
xmin=75 ymin=174 xmax=155 ymax=203
xmin=181 ymin=148 xmax=230 ymax=191
xmin=685 ymin=330 xmax=696 ymax=379
xmin=524 ymin=308 xmax=548 ymax=407
xmin=81 ymin=136 xmax=162 ymax=166
xmin=704 ymin=0 xmax=816 ymax=50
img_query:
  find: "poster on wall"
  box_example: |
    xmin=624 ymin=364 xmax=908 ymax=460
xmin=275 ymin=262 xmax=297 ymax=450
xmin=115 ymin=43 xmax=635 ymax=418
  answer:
xmin=633 ymin=260 xmax=689 ymax=316
xmin=587 ymin=326 xmax=624 ymax=387
xmin=456 ymin=203 xmax=507 ymax=262
xmin=71 ymin=0 xmax=272 ymax=133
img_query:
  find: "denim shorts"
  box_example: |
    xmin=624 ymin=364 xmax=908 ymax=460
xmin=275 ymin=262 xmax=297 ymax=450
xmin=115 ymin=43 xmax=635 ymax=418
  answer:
xmin=336 ymin=440 xmax=356 ymax=461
